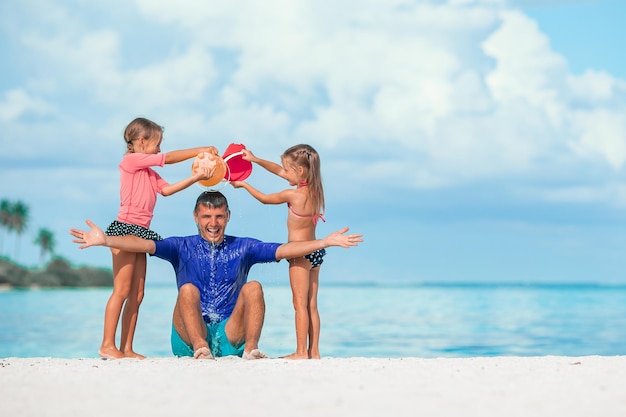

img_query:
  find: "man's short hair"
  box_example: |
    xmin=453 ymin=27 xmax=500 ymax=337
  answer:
xmin=195 ymin=191 xmax=229 ymax=213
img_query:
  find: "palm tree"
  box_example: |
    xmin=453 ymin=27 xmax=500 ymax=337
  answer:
xmin=0 ymin=199 xmax=11 ymax=255
xmin=9 ymin=200 xmax=29 ymax=261
xmin=34 ymin=228 xmax=55 ymax=267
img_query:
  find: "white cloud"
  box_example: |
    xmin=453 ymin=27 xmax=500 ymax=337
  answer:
xmin=569 ymin=109 xmax=626 ymax=170
xmin=22 ymin=28 xmax=217 ymax=112
xmin=2 ymin=0 xmax=626 ymax=284
xmin=129 ymin=0 xmax=626 ymax=193
xmin=567 ymin=70 xmax=624 ymax=103
xmin=2 ymin=0 xmax=626 ymax=202
xmin=482 ymin=10 xmax=567 ymax=118
xmin=111 ymin=45 xmax=217 ymax=109
xmin=527 ymin=181 xmax=626 ymax=208
xmin=0 ymin=89 xmax=54 ymax=121
xmin=477 ymin=9 xmax=626 ymax=178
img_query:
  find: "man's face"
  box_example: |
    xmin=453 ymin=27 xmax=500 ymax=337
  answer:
xmin=193 ymin=204 xmax=230 ymax=244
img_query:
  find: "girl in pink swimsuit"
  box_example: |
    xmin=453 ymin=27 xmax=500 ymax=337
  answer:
xmin=231 ymin=144 xmax=326 ymax=359
xmin=100 ymin=117 xmax=218 ymax=360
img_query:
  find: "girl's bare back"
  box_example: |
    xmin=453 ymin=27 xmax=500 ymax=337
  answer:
xmin=286 ymin=186 xmax=317 ymax=242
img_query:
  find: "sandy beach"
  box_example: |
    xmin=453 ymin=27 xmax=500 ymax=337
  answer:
xmin=1 ymin=356 xmax=625 ymax=417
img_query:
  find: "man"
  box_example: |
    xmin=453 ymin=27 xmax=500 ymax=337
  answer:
xmin=70 ymin=191 xmax=363 ymax=360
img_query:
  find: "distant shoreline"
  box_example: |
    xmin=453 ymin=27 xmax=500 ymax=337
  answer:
xmin=0 ymin=256 xmax=112 ymax=288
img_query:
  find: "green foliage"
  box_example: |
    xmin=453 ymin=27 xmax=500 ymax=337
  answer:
xmin=0 ymin=257 xmax=28 ymax=286
xmin=34 ymin=228 xmax=55 ymax=265
xmin=0 ymin=198 xmax=111 ymax=288
xmin=1 ymin=198 xmax=32 ymax=261
xmin=0 ymin=256 xmax=112 ymax=288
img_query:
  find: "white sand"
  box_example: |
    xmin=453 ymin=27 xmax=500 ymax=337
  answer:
xmin=1 ymin=356 xmax=625 ymax=417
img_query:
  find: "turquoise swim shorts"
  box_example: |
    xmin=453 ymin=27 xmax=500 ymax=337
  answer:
xmin=171 ymin=319 xmax=244 ymax=358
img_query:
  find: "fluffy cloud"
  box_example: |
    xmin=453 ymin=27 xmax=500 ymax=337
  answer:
xmin=1 ymin=0 xmax=625 ymax=200
xmin=0 ymin=89 xmax=54 ymax=122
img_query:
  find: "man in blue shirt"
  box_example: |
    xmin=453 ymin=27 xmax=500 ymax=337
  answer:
xmin=71 ymin=191 xmax=363 ymax=359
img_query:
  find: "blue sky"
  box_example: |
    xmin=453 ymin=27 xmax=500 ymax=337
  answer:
xmin=1 ymin=0 xmax=625 ymax=284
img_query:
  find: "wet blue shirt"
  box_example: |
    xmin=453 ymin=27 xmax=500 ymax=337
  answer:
xmin=153 ymin=235 xmax=281 ymax=324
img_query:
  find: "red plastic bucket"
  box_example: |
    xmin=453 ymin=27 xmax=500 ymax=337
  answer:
xmin=222 ymin=143 xmax=252 ymax=181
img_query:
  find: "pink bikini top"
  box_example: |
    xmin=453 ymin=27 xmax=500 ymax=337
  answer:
xmin=288 ymin=181 xmax=326 ymax=225
xmin=288 ymin=204 xmax=326 ymax=225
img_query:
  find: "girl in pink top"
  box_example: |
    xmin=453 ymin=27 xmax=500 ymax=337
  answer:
xmin=101 ymin=117 xmax=218 ymax=359
xmin=232 ymin=144 xmax=326 ymax=359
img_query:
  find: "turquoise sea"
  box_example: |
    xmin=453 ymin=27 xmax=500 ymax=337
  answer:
xmin=1 ymin=282 xmax=625 ymax=359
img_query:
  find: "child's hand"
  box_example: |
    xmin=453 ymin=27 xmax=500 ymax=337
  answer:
xmin=194 ymin=165 xmax=217 ymax=181
xmin=206 ymin=146 xmax=219 ymax=155
xmin=230 ymin=180 xmax=245 ymax=189
xmin=241 ymin=149 xmax=256 ymax=161
xmin=192 ymin=151 xmax=222 ymax=182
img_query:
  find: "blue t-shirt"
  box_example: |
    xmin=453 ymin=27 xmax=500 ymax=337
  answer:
xmin=153 ymin=235 xmax=281 ymax=324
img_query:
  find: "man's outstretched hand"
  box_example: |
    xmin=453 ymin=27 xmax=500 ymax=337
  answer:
xmin=324 ymin=227 xmax=364 ymax=248
xmin=70 ymin=220 xmax=106 ymax=249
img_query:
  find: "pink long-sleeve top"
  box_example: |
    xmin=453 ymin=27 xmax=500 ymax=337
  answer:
xmin=116 ymin=153 xmax=168 ymax=229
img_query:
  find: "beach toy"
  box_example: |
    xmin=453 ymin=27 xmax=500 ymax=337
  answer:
xmin=192 ymin=152 xmax=227 ymax=188
xmin=222 ymin=143 xmax=252 ymax=181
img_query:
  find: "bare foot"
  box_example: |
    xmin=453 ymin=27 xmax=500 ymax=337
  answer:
xmin=243 ymin=349 xmax=268 ymax=360
xmin=193 ymin=347 xmax=214 ymax=360
xmin=280 ymin=352 xmax=309 ymax=360
xmin=308 ymin=350 xmax=321 ymax=359
xmin=99 ymin=346 xmax=125 ymax=360
xmin=123 ymin=350 xmax=146 ymax=359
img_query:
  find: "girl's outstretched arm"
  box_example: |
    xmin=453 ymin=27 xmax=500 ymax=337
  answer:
xmin=241 ymin=149 xmax=288 ymax=180
xmin=231 ymin=181 xmax=294 ymax=205
xmin=165 ymin=146 xmax=218 ymax=164
xmin=160 ymin=165 xmax=216 ymax=196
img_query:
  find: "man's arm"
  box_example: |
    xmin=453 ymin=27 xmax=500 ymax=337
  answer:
xmin=275 ymin=227 xmax=363 ymax=260
xmin=70 ymin=220 xmax=157 ymax=254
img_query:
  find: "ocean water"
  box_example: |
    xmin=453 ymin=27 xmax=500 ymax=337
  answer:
xmin=1 ymin=282 xmax=625 ymax=359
